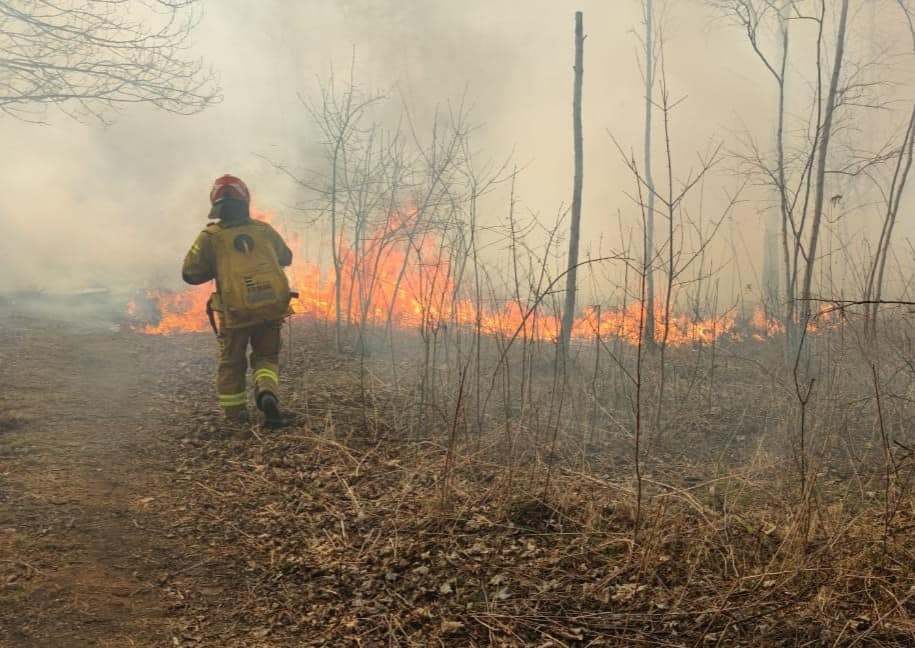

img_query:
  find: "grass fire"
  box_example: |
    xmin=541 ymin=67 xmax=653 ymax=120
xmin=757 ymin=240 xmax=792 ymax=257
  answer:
xmin=4 ymin=1 xmax=915 ymax=647
xmin=131 ymin=209 xmax=784 ymax=345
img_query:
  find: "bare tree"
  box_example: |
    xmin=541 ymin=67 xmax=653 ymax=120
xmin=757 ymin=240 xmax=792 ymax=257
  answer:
xmin=295 ymin=63 xmax=384 ymax=352
xmin=560 ymin=10 xmax=585 ymax=355
xmin=863 ymin=0 xmax=915 ymax=333
xmin=762 ymin=0 xmax=791 ymax=317
xmin=799 ymin=0 xmax=850 ymax=321
xmin=712 ymin=0 xmax=873 ymax=354
xmin=0 ymin=0 xmax=219 ymax=120
xmin=641 ymin=0 xmax=658 ymax=345
xmin=711 ymin=0 xmax=804 ymax=344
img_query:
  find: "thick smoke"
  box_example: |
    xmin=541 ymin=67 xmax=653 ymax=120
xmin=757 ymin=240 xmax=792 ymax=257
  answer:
xmin=0 ymin=0 xmax=912 ymax=303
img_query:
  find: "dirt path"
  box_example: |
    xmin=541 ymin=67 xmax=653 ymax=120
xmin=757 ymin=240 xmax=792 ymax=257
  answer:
xmin=0 ymin=315 xmax=198 ymax=647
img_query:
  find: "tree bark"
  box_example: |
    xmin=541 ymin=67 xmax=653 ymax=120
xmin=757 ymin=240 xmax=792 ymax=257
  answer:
xmin=560 ymin=11 xmax=585 ymax=355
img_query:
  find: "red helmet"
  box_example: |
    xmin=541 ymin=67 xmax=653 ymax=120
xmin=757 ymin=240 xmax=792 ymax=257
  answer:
xmin=210 ymin=174 xmax=250 ymax=205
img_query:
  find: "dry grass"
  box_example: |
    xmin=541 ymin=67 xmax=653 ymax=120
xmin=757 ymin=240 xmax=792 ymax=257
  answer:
xmin=150 ymin=317 xmax=915 ymax=646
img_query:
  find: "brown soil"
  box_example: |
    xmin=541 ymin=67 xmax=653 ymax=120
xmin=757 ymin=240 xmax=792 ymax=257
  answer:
xmin=0 ymin=315 xmax=211 ymax=647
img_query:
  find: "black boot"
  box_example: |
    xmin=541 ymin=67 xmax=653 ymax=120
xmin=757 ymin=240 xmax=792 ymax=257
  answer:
xmin=257 ymin=392 xmax=283 ymax=428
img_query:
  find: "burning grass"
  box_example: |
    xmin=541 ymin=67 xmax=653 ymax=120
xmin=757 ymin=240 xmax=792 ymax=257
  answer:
xmin=129 ymin=207 xmax=798 ymax=345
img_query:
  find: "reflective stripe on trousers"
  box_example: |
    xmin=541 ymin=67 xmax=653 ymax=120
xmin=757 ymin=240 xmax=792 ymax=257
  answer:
xmin=218 ymin=391 xmax=247 ymax=407
xmin=215 ymin=319 xmax=282 ymax=409
xmin=253 ymin=367 xmax=278 ymax=385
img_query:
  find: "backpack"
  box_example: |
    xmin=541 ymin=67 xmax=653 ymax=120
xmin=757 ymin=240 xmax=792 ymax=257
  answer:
xmin=207 ymin=221 xmax=291 ymax=328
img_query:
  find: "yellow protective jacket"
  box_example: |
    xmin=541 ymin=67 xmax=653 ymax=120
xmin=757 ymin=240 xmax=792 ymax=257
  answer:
xmin=182 ymin=217 xmax=294 ymax=327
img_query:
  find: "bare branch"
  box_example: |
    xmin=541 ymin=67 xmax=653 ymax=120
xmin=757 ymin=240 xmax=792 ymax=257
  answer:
xmin=0 ymin=0 xmax=219 ymax=120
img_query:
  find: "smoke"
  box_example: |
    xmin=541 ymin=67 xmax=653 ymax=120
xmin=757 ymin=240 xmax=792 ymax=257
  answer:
xmin=0 ymin=0 xmax=912 ymax=304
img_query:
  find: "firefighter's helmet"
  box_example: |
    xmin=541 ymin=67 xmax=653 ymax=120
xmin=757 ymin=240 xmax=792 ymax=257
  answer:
xmin=209 ymin=174 xmax=250 ymax=219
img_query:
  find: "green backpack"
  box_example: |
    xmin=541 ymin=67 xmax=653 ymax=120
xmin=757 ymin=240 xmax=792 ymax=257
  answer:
xmin=207 ymin=221 xmax=291 ymax=328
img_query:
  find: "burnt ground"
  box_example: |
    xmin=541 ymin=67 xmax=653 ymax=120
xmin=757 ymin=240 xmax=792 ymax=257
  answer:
xmin=3 ymin=313 xmax=915 ymax=647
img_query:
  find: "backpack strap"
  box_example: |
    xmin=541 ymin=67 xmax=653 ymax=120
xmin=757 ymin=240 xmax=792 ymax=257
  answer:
xmin=205 ymin=295 xmax=219 ymax=336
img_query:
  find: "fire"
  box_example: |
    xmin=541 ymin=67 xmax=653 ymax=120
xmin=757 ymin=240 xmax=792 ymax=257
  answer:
xmin=133 ymin=284 xmax=212 ymax=335
xmin=131 ymin=207 xmax=792 ymax=345
xmin=750 ymin=306 xmax=784 ymax=339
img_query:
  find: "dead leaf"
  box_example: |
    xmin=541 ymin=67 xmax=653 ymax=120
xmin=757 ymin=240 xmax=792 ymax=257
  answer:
xmin=441 ymin=620 xmax=464 ymax=634
xmin=611 ymin=582 xmax=647 ymax=603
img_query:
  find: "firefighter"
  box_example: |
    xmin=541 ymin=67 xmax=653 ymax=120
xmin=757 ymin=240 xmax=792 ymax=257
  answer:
xmin=181 ymin=174 xmax=293 ymax=428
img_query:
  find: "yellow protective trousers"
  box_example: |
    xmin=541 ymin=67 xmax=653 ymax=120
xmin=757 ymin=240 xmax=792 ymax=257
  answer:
xmin=216 ymin=319 xmax=282 ymax=418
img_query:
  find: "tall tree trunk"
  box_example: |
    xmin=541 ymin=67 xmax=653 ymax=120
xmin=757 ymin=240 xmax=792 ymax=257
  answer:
xmin=801 ymin=0 xmax=850 ymax=321
xmin=768 ymin=1 xmax=791 ymax=327
xmin=642 ymin=0 xmax=657 ymax=345
xmin=560 ymin=11 xmax=584 ymax=355
xmin=775 ymin=1 xmax=796 ymax=347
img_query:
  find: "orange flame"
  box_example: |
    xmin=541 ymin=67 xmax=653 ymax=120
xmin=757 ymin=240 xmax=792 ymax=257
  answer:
xmin=131 ymin=207 xmax=792 ymax=345
xmin=134 ymin=284 xmax=212 ymax=335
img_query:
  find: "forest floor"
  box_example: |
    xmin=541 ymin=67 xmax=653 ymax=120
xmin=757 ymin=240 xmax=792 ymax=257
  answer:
xmin=2 ymin=311 xmax=915 ymax=647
